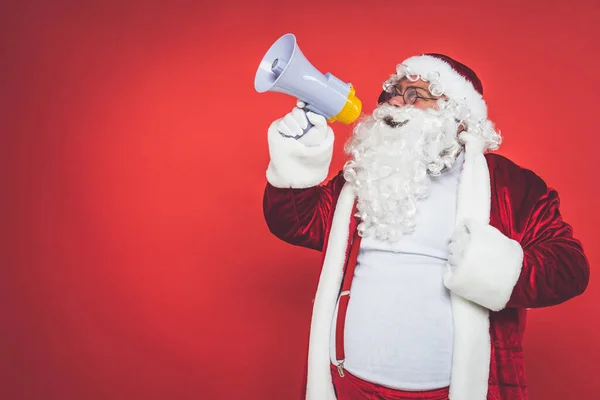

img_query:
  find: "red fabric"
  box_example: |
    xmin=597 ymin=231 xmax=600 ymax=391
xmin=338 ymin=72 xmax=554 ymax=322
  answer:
xmin=263 ymin=153 xmax=590 ymax=400
xmin=424 ymin=53 xmax=484 ymax=95
xmin=263 ymin=170 xmax=346 ymax=252
xmin=330 ymin=364 xmax=449 ymax=400
xmin=335 ymin=229 xmax=362 ymax=363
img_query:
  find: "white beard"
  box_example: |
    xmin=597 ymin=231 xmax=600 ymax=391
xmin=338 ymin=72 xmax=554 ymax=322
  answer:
xmin=343 ymin=102 xmax=465 ymax=242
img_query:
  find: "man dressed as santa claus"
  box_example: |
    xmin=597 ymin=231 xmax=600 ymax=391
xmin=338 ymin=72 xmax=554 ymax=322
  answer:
xmin=262 ymin=53 xmax=590 ymax=400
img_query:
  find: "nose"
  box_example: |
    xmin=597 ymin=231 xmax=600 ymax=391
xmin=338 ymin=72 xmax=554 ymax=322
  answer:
xmin=388 ymin=95 xmax=405 ymax=107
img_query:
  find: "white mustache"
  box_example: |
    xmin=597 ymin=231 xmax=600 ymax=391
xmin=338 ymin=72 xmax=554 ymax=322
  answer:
xmin=374 ymin=104 xmax=440 ymax=129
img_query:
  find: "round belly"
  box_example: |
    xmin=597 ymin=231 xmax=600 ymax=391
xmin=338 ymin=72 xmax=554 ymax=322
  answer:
xmin=336 ymin=252 xmax=454 ymax=391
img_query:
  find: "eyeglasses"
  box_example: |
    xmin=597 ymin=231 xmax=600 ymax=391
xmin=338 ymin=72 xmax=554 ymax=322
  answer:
xmin=377 ymin=85 xmax=439 ymax=105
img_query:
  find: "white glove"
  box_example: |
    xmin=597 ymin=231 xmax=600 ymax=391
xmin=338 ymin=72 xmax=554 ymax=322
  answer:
xmin=444 ymin=219 xmax=524 ymax=311
xmin=275 ymin=101 xmax=330 ymax=147
xmin=447 ymin=223 xmax=471 ymax=270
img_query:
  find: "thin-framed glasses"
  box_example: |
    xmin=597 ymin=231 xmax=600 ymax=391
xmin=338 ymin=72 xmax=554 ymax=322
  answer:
xmin=377 ymin=85 xmax=439 ymax=105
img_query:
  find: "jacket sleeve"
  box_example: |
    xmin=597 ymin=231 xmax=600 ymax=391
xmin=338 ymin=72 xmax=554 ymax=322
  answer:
xmin=446 ymin=156 xmax=591 ymax=311
xmin=262 ymin=117 xmax=344 ymax=251
xmin=506 ymin=186 xmax=590 ymax=308
xmin=263 ymin=172 xmax=346 ymax=251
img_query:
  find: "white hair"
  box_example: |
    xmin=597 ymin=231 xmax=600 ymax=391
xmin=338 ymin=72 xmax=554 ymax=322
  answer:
xmin=343 ymin=99 xmax=501 ymax=242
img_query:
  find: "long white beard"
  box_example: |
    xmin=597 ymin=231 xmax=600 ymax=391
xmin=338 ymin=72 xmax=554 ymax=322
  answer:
xmin=343 ymin=102 xmax=465 ymax=242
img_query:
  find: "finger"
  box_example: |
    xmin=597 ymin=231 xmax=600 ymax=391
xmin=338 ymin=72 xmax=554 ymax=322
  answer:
xmin=277 ymin=119 xmax=297 ymax=138
xmin=282 ymin=113 xmax=303 ymax=137
xmin=306 ymin=111 xmax=327 ymax=127
xmin=291 ymin=107 xmax=309 ymax=130
xmin=454 ymin=232 xmax=470 ymax=253
xmin=451 ymin=225 xmax=468 ymax=243
xmin=448 ymin=240 xmax=460 ymax=256
xmin=461 ymin=225 xmax=472 ymax=241
xmin=464 ymin=219 xmax=479 ymax=234
xmin=296 ymin=100 xmax=306 ymax=109
xmin=447 ymin=252 xmax=458 ymax=267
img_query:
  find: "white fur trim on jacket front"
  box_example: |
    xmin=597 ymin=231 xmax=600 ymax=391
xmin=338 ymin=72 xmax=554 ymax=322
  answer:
xmin=445 ymin=221 xmax=524 ymax=311
xmin=446 ymin=136 xmax=492 ymax=400
xmin=306 ymin=183 xmax=356 ymax=400
xmin=266 ymin=120 xmax=334 ymax=189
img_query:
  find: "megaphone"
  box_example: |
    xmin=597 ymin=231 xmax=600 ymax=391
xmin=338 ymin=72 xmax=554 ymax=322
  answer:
xmin=254 ymin=33 xmax=362 ymax=125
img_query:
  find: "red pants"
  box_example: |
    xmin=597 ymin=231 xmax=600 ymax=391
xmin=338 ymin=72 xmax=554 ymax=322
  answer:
xmin=330 ymin=364 xmax=449 ymax=400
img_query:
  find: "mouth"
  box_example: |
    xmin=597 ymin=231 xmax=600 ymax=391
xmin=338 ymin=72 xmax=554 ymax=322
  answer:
xmin=383 ymin=116 xmax=408 ymax=128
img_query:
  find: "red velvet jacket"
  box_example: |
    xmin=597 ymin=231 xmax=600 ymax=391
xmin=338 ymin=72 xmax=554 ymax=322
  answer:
xmin=263 ymin=153 xmax=589 ymax=399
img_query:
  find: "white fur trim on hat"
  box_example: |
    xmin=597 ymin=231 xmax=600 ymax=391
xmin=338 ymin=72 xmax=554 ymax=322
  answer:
xmin=400 ymin=55 xmax=488 ymax=122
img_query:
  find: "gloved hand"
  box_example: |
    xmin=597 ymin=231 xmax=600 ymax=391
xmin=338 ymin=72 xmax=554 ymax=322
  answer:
xmin=275 ymin=101 xmax=330 ymax=147
xmin=447 ymin=223 xmax=471 ymax=270
xmin=444 ymin=219 xmax=524 ymax=311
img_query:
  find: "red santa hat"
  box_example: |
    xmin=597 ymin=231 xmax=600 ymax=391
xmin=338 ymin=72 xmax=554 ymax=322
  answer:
xmin=380 ymin=53 xmax=488 ymax=123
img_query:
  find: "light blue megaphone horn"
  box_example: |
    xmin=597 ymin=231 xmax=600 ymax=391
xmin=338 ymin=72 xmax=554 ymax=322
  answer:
xmin=254 ymin=33 xmax=362 ymax=125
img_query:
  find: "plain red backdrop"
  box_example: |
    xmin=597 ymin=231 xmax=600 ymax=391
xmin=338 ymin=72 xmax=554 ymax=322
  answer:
xmin=1 ymin=1 xmax=599 ymax=399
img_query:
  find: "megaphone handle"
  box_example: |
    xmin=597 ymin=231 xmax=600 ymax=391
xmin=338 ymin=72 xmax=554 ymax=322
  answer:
xmin=299 ymin=102 xmax=324 ymax=136
xmin=301 ymin=113 xmax=314 ymax=136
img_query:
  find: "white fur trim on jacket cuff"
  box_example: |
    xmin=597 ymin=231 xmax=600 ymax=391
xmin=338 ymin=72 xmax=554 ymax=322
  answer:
xmin=444 ymin=222 xmax=524 ymax=311
xmin=266 ymin=120 xmax=334 ymax=188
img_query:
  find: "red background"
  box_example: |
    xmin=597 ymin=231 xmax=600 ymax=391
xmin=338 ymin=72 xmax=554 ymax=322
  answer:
xmin=2 ymin=1 xmax=599 ymax=399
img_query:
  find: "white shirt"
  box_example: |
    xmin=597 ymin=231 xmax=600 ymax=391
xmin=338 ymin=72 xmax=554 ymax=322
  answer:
xmin=330 ymin=155 xmax=463 ymax=390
